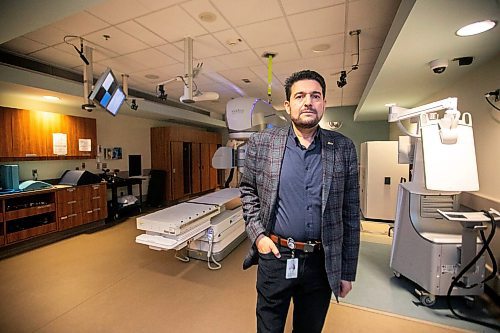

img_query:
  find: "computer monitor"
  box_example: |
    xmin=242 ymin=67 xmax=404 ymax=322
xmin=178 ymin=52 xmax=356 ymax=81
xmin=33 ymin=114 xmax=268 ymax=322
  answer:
xmin=88 ymin=67 xmax=126 ymax=116
xmin=128 ymin=155 xmax=142 ymax=177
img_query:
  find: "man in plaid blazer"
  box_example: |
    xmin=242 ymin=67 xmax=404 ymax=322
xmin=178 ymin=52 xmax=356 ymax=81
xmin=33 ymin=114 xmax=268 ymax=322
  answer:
xmin=240 ymin=70 xmax=360 ymax=333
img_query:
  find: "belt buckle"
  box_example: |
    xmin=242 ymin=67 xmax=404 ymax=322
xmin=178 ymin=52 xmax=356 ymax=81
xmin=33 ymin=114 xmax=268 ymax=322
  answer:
xmin=286 ymin=237 xmax=295 ymax=250
xmin=303 ymin=242 xmax=315 ymax=253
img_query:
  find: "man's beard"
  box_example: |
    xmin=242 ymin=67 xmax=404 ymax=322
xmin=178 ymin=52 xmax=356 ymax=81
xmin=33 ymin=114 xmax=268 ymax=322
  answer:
xmin=291 ymin=110 xmax=320 ymax=129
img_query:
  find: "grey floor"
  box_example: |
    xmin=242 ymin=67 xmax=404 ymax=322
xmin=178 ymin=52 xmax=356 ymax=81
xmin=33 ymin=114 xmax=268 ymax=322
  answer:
xmin=352 ymin=222 xmax=499 ymax=333
xmin=0 ymin=216 xmax=498 ymax=333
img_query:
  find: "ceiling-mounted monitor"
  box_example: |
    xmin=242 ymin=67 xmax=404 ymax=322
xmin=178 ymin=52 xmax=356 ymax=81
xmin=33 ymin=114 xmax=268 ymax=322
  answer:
xmin=89 ymin=67 xmax=125 ymax=116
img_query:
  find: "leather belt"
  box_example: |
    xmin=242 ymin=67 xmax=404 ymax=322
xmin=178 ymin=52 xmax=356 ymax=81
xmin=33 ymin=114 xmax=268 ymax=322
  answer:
xmin=269 ymin=234 xmax=322 ymax=253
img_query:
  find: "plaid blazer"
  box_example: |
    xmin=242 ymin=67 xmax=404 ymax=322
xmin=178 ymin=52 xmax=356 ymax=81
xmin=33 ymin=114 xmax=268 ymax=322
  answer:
xmin=240 ymin=125 xmax=360 ymax=298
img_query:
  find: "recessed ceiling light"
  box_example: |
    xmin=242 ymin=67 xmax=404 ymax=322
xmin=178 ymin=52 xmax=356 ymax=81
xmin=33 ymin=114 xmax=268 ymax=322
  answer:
xmin=456 ymin=20 xmax=497 ymax=36
xmin=312 ymin=43 xmax=331 ymax=53
xmin=145 ymin=74 xmax=159 ymax=80
xmin=242 ymin=78 xmax=251 ymax=83
xmin=199 ymin=11 xmax=217 ymax=23
xmin=43 ymin=95 xmax=60 ymax=101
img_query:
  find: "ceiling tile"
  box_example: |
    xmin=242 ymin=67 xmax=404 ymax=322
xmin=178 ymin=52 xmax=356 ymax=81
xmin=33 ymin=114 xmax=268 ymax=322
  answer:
xmin=181 ymin=0 xmax=232 ymax=32
xmin=135 ymin=5 xmax=208 ymax=43
xmin=99 ymin=55 xmax=148 ymax=75
xmin=173 ymin=35 xmax=230 ymax=59
xmin=212 ymin=29 xmax=250 ymax=53
xmin=296 ymin=34 xmax=345 ymax=58
xmin=52 ymin=11 xmax=110 ymax=36
xmin=237 ymin=18 xmax=294 ymax=48
xmin=84 ymin=26 xmax=149 ymax=55
xmin=30 ymin=47 xmax=83 ymax=69
xmin=1 ymin=37 xmax=47 ymax=54
xmin=194 ymin=57 xmax=229 ymax=73
xmin=126 ymin=48 xmax=178 ymax=69
xmin=214 ymin=50 xmax=262 ymax=69
xmin=288 ymin=5 xmax=345 ymax=40
xmin=156 ymin=43 xmax=185 ymax=62
xmin=211 ymin=0 xmax=283 ymax=27
xmin=53 ymin=41 xmax=119 ymax=63
xmin=136 ymin=0 xmax=182 ymax=11
xmin=23 ymin=26 xmax=69 ymax=47
xmin=116 ymin=20 xmax=167 ymax=47
xmin=281 ymin=0 xmax=345 ymax=15
xmin=87 ymin=0 xmax=151 ymax=24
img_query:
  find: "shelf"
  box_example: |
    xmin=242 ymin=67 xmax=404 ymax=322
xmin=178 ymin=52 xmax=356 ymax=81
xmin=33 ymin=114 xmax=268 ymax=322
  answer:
xmin=5 ymin=203 xmax=56 ymax=221
xmin=6 ymin=221 xmax=57 ymax=244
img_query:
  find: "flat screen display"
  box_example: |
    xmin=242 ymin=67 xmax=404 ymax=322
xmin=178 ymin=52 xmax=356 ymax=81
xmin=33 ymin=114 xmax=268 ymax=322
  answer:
xmin=89 ymin=67 xmax=125 ymax=116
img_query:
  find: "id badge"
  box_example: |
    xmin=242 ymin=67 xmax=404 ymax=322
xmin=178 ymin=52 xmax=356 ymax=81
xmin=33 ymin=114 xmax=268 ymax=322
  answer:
xmin=286 ymin=258 xmax=298 ymax=279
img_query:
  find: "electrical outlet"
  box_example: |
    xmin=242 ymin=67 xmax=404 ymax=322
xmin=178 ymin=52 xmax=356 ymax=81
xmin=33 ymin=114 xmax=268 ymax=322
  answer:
xmin=32 ymin=169 xmax=38 ymax=180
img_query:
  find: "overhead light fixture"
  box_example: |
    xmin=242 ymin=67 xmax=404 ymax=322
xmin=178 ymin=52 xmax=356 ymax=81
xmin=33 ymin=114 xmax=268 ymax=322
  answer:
xmin=312 ymin=43 xmax=331 ymax=53
xmin=456 ymin=20 xmax=497 ymax=36
xmin=43 ymin=95 xmax=60 ymax=101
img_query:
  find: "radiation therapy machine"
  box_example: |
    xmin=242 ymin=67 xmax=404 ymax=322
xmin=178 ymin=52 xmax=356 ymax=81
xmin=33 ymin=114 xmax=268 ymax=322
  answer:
xmin=388 ymin=97 xmax=498 ymax=307
xmin=136 ymin=98 xmax=287 ymax=269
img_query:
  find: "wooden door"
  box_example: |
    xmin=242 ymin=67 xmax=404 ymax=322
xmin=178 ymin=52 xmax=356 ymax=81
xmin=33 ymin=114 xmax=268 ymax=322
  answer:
xmin=170 ymin=141 xmax=184 ymax=200
xmin=191 ymin=143 xmax=201 ymax=194
xmin=200 ymin=143 xmax=211 ymax=192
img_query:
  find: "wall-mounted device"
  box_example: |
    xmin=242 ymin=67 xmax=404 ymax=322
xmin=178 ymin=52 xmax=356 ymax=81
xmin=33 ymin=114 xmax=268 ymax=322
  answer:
xmin=88 ymin=67 xmax=126 ymax=116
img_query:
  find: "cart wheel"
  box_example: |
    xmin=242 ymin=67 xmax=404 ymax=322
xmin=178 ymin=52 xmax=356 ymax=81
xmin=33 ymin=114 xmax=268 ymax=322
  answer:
xmin=393 ymin=271 xmax=401 ymax=278
xmin=420 ymin=294 xmax=436 ymax=307
xmin=114 ymin=213 xmax=119 ymax=221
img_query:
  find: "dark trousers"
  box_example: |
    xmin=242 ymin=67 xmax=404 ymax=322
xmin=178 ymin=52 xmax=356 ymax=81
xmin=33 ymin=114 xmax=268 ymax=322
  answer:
xmin=256 ymin=246 xmax=332 ymax=333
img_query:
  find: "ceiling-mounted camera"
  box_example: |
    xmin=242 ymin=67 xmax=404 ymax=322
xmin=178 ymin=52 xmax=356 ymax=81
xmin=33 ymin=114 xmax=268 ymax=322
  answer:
xmin=81 ymin=103 xmax=96 ymax=112
xmin=429 ymin=59 xmax=448 ymax=74
xmin=130 ymin=99 xmax=138 ymax=110
xmin=337 ymin=71 xmax=347 ymax=88
xmin=157 ymin=84 xmax=167 ymax=100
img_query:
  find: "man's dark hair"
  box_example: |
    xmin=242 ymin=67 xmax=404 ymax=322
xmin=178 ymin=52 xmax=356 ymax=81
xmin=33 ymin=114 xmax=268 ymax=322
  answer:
xmin=284 ymin=70 xmax=326 ymax=101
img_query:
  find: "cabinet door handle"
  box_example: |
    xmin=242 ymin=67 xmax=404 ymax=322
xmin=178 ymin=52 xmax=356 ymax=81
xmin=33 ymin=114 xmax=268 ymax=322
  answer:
xmin=92 ymin=196 xmax=100 ymax=200
xmin=60 ymin=216 xmax=68 ymax=220
xmin=68 ymin=214 xmax=78 ymax=218
xmin=68 ymin=200 xmax=77 ymax=204
xmin=93 ymin=208 xmax=101 ymax=212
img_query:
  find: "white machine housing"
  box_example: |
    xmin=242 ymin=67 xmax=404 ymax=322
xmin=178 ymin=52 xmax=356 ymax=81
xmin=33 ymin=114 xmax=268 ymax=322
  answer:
xmin=136 ymin=188 xmax=243 ymax=261
xmin=388 ymin=98 xmax=486 ymax=305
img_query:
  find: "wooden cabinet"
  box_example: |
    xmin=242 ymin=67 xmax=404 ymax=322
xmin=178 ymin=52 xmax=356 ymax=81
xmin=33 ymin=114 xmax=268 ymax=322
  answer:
xmin=0 ymin=108 xmax=13 ymax=157
xmin=2 ymin=189 xmax=57 ymax=244
xmin=56 ymin=183 xmax=107 ymax=231
xmin=0 ymin=106 xmax=97 ymax=160
xmin=81 ymin=184 xmax=107 ymax=223
xmin=10 ymin=108 xmax=51 ymax=157
xmin=0 ymin=184 xmax=108 ymax=249
xmin=151 ymin=127 xmax=221 ymax=203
